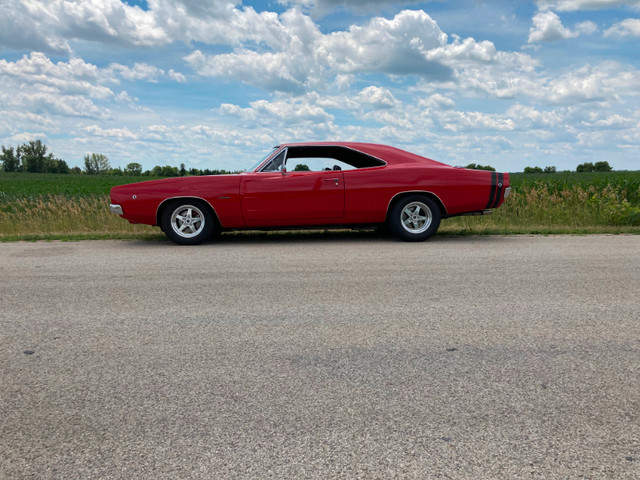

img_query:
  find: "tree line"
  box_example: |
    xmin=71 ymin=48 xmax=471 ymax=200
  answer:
xmin=0 ymin=141 xmax=239 ymax=176
xmin=0 ymin=140 xmax=618 ymax=176
xmin=1 ymin=140 xmax=70 ymax=174
xmin=522 ymin=161 xmax=612 ymax=174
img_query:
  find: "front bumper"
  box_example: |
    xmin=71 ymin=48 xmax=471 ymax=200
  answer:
xmin=109 ymin=204 xmax=123 ymax=215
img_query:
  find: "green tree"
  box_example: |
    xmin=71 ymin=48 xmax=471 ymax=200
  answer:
xmin=576 ymin=162 xmax=594 ymax=173
xmin=48 ymin=158 xmax=70 ymax=174
xmin=18 ymin=140 xmax=68 ymax=173
xmin=162 ymin=165 xmax=179 ymax=177
xmin=179 ymin=163 xmax=186 ymax=176
xmin=465 ymin=163 xmax=495 ymax=171
xmin=1 ymin=145 xmax=22 ymax=172
xmin=543 ymin=166 xmax=557 ymax=173
xmin=524 ymin=166 xmax=543 ymax=173
xmin=151 ymin=165 xmax=179 ymax=177
xmin=84 ymin=153 xmax=111 ymax=174
xmin=293 ymin=163 xmax=310 ymax=171
xmin=22 ymin=140 xmax=48 ymax=173
xmin=594 ymin=161 xmax=612 ymax=172
xmin=124 ymin=162 xmax=142 ymax=176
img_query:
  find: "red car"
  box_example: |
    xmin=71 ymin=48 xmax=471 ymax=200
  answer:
xmin=110 ymin=142 xmax=510 ymax=245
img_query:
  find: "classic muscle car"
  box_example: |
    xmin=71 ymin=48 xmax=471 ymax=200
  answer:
xmin=110 ymin=142 xmax=510 ymax=245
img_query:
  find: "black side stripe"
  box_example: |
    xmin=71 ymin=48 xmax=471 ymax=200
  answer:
xmin=492 ymin=172 xmax=504 ymax=208
xmin=486 ymin=172 xmax=497 ymax=209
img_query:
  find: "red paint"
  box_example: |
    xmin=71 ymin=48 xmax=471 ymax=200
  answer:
xmin=110 ymin=143 xmax=509 ymax=230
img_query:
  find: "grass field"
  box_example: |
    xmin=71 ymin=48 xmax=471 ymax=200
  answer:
xmin=1 ymin=170 xmax=639 ymax=241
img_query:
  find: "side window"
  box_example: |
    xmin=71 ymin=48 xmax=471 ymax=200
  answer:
xmin=260 ymin=150 xmax=286 ymax=172
xmin=287 ymin=157 xmax=354 ymax=172
xmin=285 ymin=146 xmax=385 ymax=171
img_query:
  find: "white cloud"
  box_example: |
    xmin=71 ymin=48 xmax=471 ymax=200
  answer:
xmin=536 ymin=0 xmax=640 ymax=11
xmin=440 ymin=111 xmax=515 ymax=132
xmin=185 ymin=9 xmax=537 ymax=95
xmin=107 ymin=63 xmax=164 ymax=83
xmin=575 ymin=20 xmax=598 ymax=34
xmin=0 ymin=52 xmax=110 ymax=98
xmin=0 ymin=52 xmax=176 ymax=96
xmin=220 ymin=98 xmax=333 ymax=124
xmin=604 ymin=18 xmax=640 ymax=36
xmin=528 ymin=11 xmax=579 ymax=42
xmin=506 ymin=104 xmax=564 ymax=129
xmin=318 ymin=10 xmax=448 ymax=76
xmin=355 ymin=86 xmax=399 ymax=109
xmin=544 ymin=62 xmax=640 ymax=102
xmin=581 ymin=113 xmax=636 ymax=128
xmin=0 ymin=53 xmax=185 ymax=124
xmin=84 ymin=125 xmax=137 ymax=140
xmin=6 ymin=132 xmax=49 ymax=144
xmin=282 ymin=0 xmax=426 ymax=17
xmin=168 ymin=69 xmax=187 ymax=83
xmin=0 ymin=0 xmax=296 ymax=54
xmin=418 ymin=94 xmax=456 ymax=110
xmin=0 ymin=0 xmax=168 ymax=53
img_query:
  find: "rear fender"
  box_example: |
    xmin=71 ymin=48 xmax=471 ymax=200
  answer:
xmin=386 ymin=191 xmax=448 ymax=220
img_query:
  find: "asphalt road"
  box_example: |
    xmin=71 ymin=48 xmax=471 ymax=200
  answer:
xmin=1 ymin=235 xmax=639 ymax=479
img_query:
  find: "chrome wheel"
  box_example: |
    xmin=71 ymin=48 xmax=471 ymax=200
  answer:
xmin=388 ymin=195 xmax=441 ymax=242
xmin=400 ymin=201 xmax=432 ymax=234
xmin=170 ymin=204 xmax=205 ymax=239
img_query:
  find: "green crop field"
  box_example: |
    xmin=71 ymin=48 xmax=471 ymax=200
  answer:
xmin=1 ymin=170 xmax=639 ymax=241
xmin=0 ymin=172 xmax=162 ymax=197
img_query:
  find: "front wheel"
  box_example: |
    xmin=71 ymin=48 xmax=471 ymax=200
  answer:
xmin=388 ymin=195 xmax=441 ymax=242
xmin=161 ymin=200 xmax=216 ymax=245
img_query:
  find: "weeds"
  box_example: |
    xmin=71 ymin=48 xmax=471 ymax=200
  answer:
xmin=0 ymin=194 xmax=157 ymax=237
xmin=1 ymin=172 xmax=640 ymax=239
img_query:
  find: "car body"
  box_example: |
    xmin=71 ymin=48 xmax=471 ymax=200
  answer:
xmin=110 ymin=142 xmax=510 ymax=244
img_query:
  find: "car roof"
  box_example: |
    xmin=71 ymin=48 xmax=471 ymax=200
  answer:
xmin=279 ymin=142 xmax=450 ymax=167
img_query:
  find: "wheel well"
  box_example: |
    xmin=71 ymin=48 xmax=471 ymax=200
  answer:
xmin=386 ymin=192 xmax=447 ymax=221
xmin=156 ymin=197 xmax=220 ymax=227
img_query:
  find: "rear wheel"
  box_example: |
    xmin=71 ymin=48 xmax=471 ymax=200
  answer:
xmin=161 ymin=199 xmax=216 ymax=245
xmin=388 ymin=195 xmax=441 ymax=242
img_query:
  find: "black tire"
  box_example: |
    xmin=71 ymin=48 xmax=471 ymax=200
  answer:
xmin=161 ymin=199 xmax=216 ymax=245
xmin=388 ymin=195 xmax=441 ymax=242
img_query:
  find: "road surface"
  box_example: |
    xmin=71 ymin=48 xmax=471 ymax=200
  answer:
xmin=1 ymin=235 xmax=639 ymax=478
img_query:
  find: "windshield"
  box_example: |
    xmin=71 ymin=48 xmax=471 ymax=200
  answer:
xmin=246 ymin=147 xmax=279 ymax=172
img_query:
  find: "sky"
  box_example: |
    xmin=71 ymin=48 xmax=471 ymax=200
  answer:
xmin=0 ymin=0 xmax=639 ymax=173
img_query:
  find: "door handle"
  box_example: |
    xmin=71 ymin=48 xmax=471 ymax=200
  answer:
xmin=325 ymin=178 xmax=339 ymax=184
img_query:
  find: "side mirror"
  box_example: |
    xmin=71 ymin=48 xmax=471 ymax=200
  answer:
xmin=281 ymin=166 xmax=287 ymax=174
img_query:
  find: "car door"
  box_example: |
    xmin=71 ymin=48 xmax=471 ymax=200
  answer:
xmin=241 ymin=152 xmax=345 ymax=226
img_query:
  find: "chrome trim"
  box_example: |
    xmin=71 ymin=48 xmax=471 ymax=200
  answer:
xmin=504 ymin=187 xmax=511 ymax=199
xmin=387 ymin=191 xmax=448 ymax=216
xmin=254 ymin=144 xmax=388 ymax=173
xmin=109 ymin=204 xmax=123 ymax=215
xmin=253 ymin=146 xmax=286 ymax=172
xmin=327 ymin=145 xmax=388 ymax=168
xmin=155 ymin=196 xmax=220 ymax=226
xmin=460 ymin=210 xmax=493 ymax=216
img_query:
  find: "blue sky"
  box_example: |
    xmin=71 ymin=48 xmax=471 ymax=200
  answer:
xmin=1 ymin=0 xmax=639 ymax=172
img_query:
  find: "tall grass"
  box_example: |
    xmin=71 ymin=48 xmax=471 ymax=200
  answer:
xmin=0 ymin=194 xmax=160 ymax=239
xmin=442 ymin=180 xmax=640 ymax=234
xmin=1 ymin=171 xmax=639 ymax=239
